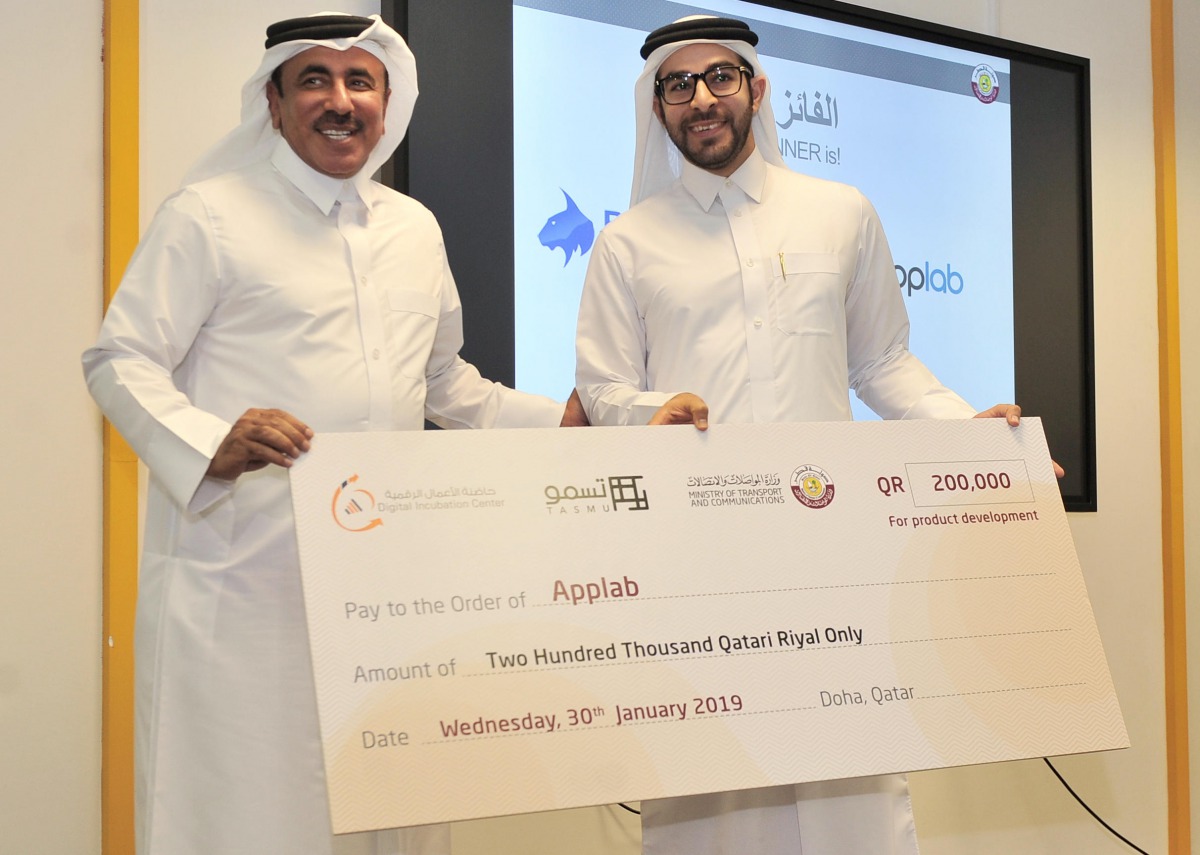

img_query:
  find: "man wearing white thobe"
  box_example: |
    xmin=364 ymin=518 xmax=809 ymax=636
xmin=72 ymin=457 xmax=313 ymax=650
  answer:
xmin=575 ymin=15 xmax=1030 ymax=855
xmin=84 ymin=13 xmax=584 ymax=855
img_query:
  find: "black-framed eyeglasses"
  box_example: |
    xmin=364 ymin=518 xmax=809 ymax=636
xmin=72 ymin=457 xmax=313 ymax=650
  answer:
xmin=654 ymin=65 xmax=753 ymax=105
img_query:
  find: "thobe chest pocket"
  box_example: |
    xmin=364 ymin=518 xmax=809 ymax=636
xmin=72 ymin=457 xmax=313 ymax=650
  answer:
xmin=770 ymin=252 xmax=842 ymax=336
xmin=385 ymin=288 xmax=440 ymax=378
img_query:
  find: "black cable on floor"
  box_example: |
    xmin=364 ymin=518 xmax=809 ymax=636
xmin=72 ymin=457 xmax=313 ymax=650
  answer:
xmin=616 ymin=761 xmax=1149 ymax=851
xmin=1044 ymin=757 xmax=1148 ymax=854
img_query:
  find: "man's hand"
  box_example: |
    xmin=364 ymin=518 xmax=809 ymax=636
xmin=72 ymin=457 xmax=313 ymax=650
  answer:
xmin=973 ymin=403 xmax=1065 ymax=479
xmin=973 ymin=403 xmax=1022 ymax=426
xmin=559 ymin=389 xmax=590 ymax=427
xmin=648 ymin=393 xmax=709 ymax=430
xmin=206 ymin=408 xmax=314 ymax=481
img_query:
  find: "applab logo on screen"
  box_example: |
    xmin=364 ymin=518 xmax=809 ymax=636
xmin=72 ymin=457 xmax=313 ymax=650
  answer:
xmin=895 ymin=261 xmax=966 ymax=297
xmin=331 ymin=474 xmax=383 ymax=532
xmin=538 ymin=190 xmax=594 ymax=266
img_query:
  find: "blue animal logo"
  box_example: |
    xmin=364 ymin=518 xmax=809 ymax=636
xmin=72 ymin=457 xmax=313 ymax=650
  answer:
xmin=538 ymin=190 xmax=595 ymax=266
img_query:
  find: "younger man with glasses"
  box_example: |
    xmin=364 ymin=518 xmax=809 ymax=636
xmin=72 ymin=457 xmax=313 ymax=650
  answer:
xmin=575 ymin=14 xmax=1026 ymax=855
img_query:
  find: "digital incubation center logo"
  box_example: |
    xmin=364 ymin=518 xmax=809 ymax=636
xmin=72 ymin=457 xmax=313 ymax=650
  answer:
xmin=790 ymin=465 xmax=836 ymax=509
xmin=331 ymin=474 xmax=383 ymax=532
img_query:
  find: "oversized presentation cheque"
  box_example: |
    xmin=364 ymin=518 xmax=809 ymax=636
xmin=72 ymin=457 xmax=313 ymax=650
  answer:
xmin=290 ymin=418 xmax=1127 ymax=833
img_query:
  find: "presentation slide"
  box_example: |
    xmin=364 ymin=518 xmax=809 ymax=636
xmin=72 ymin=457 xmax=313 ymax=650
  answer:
xmin=513 ymin=0 xmax=1013 ymax=419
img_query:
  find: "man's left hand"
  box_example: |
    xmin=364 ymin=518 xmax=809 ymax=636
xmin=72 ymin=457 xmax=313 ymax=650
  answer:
xmin=974 ymin=403 xmax=1022 ymax=426
xmin=560 ymin=389 xmax=590 ymax=427
xmin=974 ymin=403 xmax=1065 ymax=478
xmin=649 ymin=393 xmax=709 ymax=430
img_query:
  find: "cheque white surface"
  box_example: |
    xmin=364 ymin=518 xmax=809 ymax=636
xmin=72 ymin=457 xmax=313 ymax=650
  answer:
xmin=290 ymin=418 xmax=1126 ymax=833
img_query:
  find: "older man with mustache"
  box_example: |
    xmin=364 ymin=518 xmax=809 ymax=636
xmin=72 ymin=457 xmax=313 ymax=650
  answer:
xmin=85 ymin=12 xmax=585 ymax=855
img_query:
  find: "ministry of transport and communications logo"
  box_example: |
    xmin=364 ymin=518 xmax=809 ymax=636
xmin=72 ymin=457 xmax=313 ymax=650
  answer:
xmin=790 ymin=465 xmax=836 ymax=509
xmin=971 ymin=64 xmax=1000 ymax=104
xmin=331 ymin=474 xmax=383 ymax=532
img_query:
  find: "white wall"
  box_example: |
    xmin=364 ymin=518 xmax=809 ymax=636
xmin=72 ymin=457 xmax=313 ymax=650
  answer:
xmin=885 ymin=2 xmax=1169 ymax=853
xmin=0 ymin=3 xmax=104 ymax=855
xmin=139 ymin=2 xmax=1173 ymax=854
xmin=7 ymin=0 xmax=1180 ymax=853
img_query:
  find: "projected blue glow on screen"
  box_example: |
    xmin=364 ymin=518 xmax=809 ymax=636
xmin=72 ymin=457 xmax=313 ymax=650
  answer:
xmin=513 ymin=0 xmax=1013 ymax=419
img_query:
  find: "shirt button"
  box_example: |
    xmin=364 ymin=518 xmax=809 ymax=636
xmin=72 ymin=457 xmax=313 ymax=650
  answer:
xmin=734 ymin=209 xmax=744 ymax=218
xmin=360 ymin=276 xmax=368 ymax=286
xmin=747 ymin=258 xmax=755 ymax=267
xmin=372 ymin=349 xmax=381 ymax=360
xmin=754 ymin=318 xmax=764 ymax=328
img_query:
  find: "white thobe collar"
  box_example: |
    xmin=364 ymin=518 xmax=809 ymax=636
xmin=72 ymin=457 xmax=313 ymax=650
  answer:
xmin=269 ymin=137 xmax=374 ymax=216
xmin=680 ymin=144 xmax=768 ymax=212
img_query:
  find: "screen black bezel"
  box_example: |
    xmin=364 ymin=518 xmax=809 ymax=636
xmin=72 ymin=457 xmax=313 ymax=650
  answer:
xmin=384 ymin=0 xmax=1097 ymax=512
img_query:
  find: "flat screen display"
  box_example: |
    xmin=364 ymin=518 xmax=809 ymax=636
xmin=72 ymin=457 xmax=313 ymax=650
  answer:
xmin=395 ymin=0 xmax=1095 ymax=510
xmin=513 ymin=0 xmax=1013 ymax=421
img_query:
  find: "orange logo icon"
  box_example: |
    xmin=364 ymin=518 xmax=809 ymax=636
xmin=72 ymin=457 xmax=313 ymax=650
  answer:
xmin=331 ymin=474 xmax=383 ymax=532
